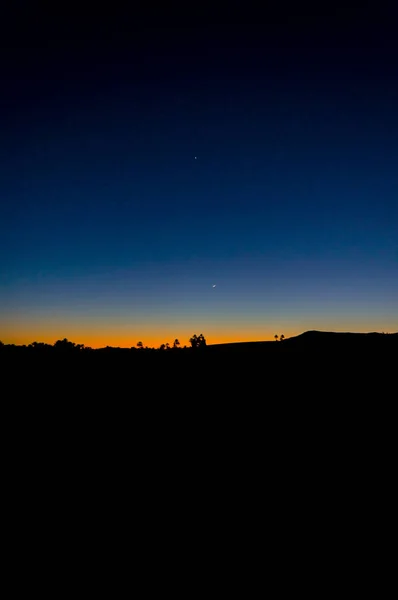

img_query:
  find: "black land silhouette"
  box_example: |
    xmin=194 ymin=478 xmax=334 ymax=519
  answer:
xmin=3 ymin=329 xmax=395 ymax=522
xmin=2 ymin=330 xmax=396 ymax=401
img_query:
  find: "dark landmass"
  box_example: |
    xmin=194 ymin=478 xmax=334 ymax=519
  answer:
xmin=3 ymin=330 xmax=395 ymax=498
xmin=209 ymin=330 xmax=398 ymax=353
xmin=2 ymin=329 xmax=397 ymax=354
xmin=2 ymin=330 xmax=396 ymax=400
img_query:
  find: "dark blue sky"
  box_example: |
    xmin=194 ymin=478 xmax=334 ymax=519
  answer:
xmin=1 ymin=9 xmax=397 ymax=346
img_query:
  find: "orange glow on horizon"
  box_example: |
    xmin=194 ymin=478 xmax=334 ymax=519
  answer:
xmin=3 ymin=327 xmax=396 ymax=349
xmin=0 ymin=331 xmax=287 ymax=348
xmin=2 ymin=314 xmax=396 ymax=349
xmin=1 ymin=321 xmax=301 ymax=348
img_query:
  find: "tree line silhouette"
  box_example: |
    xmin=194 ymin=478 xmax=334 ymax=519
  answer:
xmin=0 ymin=333 xmax=298 ymax=352
xmin=0 ymin=333 xmax=208 ymax=352
xmin=2 ymin=331 xmax=395 ymax=356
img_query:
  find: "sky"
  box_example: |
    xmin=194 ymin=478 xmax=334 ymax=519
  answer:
xmin=1 ymin=7 xmax=397 ymax=347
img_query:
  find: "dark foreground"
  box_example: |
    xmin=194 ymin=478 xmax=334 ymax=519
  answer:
xmin=3 ymin=331 xmax=396 ymax=399
xmin=3 ymin=330 xmax=396 ymax=473
xmin=2 ymin=331 xmax=395 ymax=541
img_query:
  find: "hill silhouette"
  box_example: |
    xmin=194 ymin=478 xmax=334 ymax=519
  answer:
xmin=3 ymin=329 xmax=395 ymax=497
xmin=2 ymin=329 xmax=396 ymax=356
xmin=205 ymin=330 xmax=398 ymax=354
xmin=286 ymin=330 xmax=398 ymax=344
xmin=2 ymin=329 xmax=396 ymax=396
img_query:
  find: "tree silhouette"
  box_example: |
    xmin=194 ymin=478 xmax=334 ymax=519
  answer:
xmin=52 ymin=338 xmax=84 ymax=352
xmin=189 ymin=334 xmax=198 ymax=348
xmin=280 ymin=334 xmax=285 ymax=342
xmin=198 ymin=333 xmax=206 ymax=347
xmin=274 ymin=334 xmax=279 ymax=342
xmin=173 ymin=338 xmax=180 ymax=349
xmin=54 ymin=338 xmax=78 ymax=351
xmin=190 ymin=333 xmax=207 ymax=349
xmin=137 ymin=341 xmax=143 ymax=350
xmin=159 ymin=344 xmax=166 ymax=351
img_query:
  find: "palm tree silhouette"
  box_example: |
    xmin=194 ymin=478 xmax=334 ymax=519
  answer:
xmin=280 ymin=334 xmax=285 ymax=342
xmin=274 ymin=334 xmax=279 ymax=342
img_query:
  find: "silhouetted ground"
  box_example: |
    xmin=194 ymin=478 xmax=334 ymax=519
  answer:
xmin=3 ymin=330 xmax=395 ymax=537
xmin=2 ymin=331 xmax=396 ymax=400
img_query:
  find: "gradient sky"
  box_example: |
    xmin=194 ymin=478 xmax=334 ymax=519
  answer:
xmin=1 ymin=9 xmax=397 ymax=347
